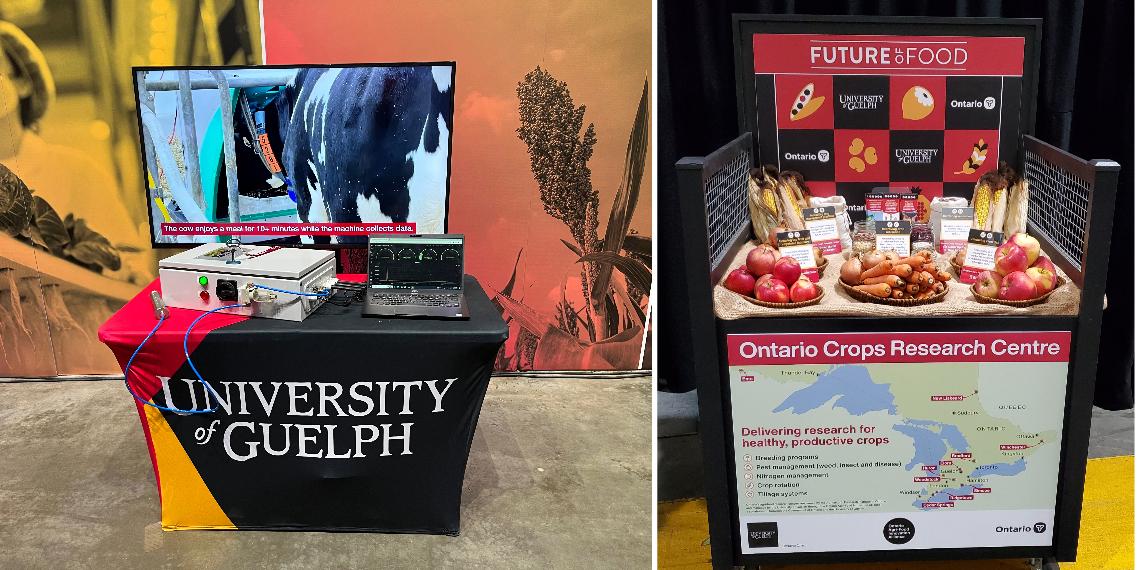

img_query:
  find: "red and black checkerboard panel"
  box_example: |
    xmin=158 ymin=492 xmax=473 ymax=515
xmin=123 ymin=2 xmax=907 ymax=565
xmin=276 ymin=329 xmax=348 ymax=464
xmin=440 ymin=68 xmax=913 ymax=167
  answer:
xmin=758 ymin=73 xmax=1021 ymax=214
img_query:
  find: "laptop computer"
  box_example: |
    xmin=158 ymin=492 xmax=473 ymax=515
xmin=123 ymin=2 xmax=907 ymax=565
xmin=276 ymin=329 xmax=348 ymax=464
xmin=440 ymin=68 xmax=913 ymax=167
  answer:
xmin=362 ymin=234 xmax=469 ymax=319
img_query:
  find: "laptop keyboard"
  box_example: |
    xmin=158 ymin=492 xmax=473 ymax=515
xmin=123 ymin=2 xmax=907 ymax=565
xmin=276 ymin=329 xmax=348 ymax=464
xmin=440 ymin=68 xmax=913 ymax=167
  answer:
xmin=370 ymin=292 xmax=461 ymax=307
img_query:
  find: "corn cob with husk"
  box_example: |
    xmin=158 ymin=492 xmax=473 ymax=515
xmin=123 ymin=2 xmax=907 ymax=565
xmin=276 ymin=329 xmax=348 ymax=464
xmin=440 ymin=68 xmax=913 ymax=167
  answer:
xmin=747 ymin=167 xmax=782 ymax=241
xmin=970 ymin=179 xmax=993 ymax=229
xmin=987 ymin=184 xmax=1007 ymax=232
xmin=775 ymin=173 xmax=806 ymax=230
xmin=1003 ymin=175 xmax=1029 ymax=236
xmin=781 ymin=170 xmax=811 ymax=211
xmin=971 ymin=166 xmax=1006 ymax=231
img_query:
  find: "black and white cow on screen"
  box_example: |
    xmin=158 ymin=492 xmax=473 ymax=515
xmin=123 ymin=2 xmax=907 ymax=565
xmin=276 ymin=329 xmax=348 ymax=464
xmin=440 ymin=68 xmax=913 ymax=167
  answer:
xmin=274 ymin=65 xmax=452 ymax=244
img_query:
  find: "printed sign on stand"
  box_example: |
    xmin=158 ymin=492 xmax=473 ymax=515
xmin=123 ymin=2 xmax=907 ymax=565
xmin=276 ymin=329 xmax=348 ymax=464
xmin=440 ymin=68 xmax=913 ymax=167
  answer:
xmin=900 ymin=194 xmax=918 ymax=221
xmin=803 ymin=207 xmax=842 ymax=255
xmin=959 ymin=229 xmax=1004 ymax=283
xmin=725 ymin=331 xmax=1071 ymax=554
xmin=777 ymin=230 xmax=819 ymax=282
xmin=874 ymin=220 xmax=911 ymax=257
xmin=938 ymin=207 xmax=975 ymax=254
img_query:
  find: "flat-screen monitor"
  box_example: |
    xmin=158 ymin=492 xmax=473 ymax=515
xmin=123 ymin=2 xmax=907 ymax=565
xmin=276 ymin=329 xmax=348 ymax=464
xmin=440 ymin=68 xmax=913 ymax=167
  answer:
xmin=132 ymin=62 xmax=455 ymax=247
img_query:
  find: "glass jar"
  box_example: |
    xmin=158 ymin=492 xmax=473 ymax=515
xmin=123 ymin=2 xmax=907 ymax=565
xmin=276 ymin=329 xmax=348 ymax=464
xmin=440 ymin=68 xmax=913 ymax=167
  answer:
xmin=911 ymin=222 xmax=935 ymax=254
xmin=851 ymin=221 xmax=876 ymax=257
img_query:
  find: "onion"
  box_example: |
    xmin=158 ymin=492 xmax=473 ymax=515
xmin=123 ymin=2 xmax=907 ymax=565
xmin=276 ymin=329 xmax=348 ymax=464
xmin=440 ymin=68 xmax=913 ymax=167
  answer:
xmin=860 ymin=250 xmax=886 ymax=271
xmin=840 ymin=258 xmax=864 ymax=285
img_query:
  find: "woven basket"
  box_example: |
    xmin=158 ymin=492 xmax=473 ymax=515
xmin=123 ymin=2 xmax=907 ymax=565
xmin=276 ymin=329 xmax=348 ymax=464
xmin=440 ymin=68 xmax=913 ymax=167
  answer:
xmin=971 ymin=275 xmax=1066 ymax=307
xmin=839 ymin=279 xmax=949 ymax=306
xmin=949 ymin=258 xmax=962 ymax=276
xmin=740 ymin=284 xmax=825 ymax=309
xmin=815 ymin=257 xmax=828 ymax=275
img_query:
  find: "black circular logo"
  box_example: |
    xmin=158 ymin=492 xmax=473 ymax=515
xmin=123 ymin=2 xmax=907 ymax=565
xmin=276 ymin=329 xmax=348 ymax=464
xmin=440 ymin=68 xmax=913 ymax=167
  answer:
xmin=883 ymin=518 xmax=915 ymax=544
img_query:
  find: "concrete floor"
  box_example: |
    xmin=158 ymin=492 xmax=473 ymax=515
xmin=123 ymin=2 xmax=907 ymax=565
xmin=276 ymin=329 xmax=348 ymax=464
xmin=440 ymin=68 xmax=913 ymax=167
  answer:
xmin=0 ymin=376 xmax=652 ymax=569
xmin=658 ymin=389 xmax=1134 ymax=501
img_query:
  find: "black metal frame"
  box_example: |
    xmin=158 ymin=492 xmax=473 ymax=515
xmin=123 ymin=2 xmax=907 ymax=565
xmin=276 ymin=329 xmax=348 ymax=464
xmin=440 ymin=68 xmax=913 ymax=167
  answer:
xmin=731 ymin=14 xmax=1042 ymax=169
xmin=674 ymin=133 xmax=1119 ymax=568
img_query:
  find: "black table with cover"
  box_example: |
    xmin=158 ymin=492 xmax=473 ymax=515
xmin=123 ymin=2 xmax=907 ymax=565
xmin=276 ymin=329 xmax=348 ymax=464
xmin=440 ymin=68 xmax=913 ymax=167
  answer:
xmin=99 ymin=274 xmax=508 ymax=533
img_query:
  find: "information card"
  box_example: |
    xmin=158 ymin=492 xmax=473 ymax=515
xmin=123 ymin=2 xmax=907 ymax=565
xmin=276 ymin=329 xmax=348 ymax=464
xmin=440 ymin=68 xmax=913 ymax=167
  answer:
xmin=802 ymin=207 xmax=841 ymax=255
xmin=874 ymin=221 xmax=911 ymax=257
xmin=938 ymin=207 xmax=975 ymax=254
xmin=959 ymin=230 xmax=1004 ymax=284
xmin=777 ymin=230 xmax=819 ymax=282
xmin=727 ymin=331 xmax=1070 ymax=554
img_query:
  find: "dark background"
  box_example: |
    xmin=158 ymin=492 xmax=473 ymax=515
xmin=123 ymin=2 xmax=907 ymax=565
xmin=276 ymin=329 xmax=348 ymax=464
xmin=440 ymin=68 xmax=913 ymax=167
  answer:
xmin=658 ymin=0 xmax=1134 ymax=410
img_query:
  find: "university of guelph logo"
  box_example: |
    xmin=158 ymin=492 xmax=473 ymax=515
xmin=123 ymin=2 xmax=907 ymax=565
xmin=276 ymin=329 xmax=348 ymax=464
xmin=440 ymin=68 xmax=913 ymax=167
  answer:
xmin=746 ymin=522 xmax=779 ymax=548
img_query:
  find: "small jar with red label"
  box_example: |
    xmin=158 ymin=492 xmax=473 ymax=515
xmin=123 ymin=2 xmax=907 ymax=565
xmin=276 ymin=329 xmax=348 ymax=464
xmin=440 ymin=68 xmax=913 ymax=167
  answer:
xmin=911 ymin=222 xmax=935 ymax=254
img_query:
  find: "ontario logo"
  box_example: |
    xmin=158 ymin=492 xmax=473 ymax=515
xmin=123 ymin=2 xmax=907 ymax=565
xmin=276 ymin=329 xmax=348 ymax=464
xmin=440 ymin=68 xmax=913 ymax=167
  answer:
xmin=995 ymin=522 xmax=1048 ymax=533
xmin=783 ymin=150 xmax=830 ymax=163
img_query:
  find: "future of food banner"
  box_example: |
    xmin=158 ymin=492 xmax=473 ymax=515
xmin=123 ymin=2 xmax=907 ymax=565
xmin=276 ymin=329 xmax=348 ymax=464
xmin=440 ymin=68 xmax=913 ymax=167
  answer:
xmin=752 ymin=33 xmax=1027 ymax=222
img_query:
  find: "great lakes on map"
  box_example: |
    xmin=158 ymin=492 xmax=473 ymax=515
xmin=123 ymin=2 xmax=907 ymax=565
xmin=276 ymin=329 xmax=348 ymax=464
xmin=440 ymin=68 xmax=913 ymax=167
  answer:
xmin=762 ymin=363 xmax=1059 ymax=511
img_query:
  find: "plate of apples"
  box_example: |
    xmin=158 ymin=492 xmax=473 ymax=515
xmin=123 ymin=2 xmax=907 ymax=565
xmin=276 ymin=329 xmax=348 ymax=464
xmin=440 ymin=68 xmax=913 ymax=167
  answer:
xmin=970 ymin=232 xmax=1063 ymax=306
xmin=722 ymin=244 xmax=824 ymax=308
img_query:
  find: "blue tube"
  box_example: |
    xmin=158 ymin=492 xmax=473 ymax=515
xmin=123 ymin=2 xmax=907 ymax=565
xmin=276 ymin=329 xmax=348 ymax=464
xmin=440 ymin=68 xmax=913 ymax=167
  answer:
xmin=252 ymin=284 xmax=330 ymax=297
xmin=180 ymin=303 xmax=246 ymax=414
xmin=123 ymin=311 xmax=219 ymax=415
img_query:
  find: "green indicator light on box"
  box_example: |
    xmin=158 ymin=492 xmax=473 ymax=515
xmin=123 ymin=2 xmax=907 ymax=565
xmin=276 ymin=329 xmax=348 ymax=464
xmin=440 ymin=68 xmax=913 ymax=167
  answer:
xmin=199 ymin=276 xmax=208 ymax=287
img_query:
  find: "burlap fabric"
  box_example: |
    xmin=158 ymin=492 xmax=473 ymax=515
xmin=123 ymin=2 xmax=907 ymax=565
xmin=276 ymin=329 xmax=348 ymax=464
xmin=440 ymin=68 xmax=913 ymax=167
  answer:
xmin=714 ymin=243 xmax=1081 ymax=319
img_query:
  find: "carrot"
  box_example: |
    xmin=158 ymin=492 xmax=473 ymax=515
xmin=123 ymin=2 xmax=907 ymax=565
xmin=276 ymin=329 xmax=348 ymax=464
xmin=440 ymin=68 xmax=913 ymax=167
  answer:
xmin=859 ymin=260 xmax=893 ymax=282
xmin=906 ymin=271 xmax=924 ymax=284
xmin=890 ymin=288 xmax=905 ymax=299
xmin=921 ymin=262 xmax=938 ymax=274
xmin=864 ymin=275 xmax=905 ymax=287
xmin=934 ymin=270 xmax=953 ymax=282
xmin=915 ymin=249 xmax=934 ymax=261
xmin=891 ymin=264 xmax=914 ymax=278
xmin=897 ymin=255 xmax=927 ymax=268
xmin=854 ymin=283 xmax=892 ymax=298
xmin=905 ymin=283 xmax=922 ymax=295
xmin=932 ymin=282 xmax=946 ymax=293
xmin=916 ymin=271 xmax=935 ymax=287
xmin=916 ymin=288 xmax=936 ymax=299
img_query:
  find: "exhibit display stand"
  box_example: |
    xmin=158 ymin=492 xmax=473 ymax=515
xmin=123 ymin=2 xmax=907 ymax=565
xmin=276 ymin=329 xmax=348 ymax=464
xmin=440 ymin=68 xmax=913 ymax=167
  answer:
xmin=99 ymin=275 xmax=507 ymax=534
xmin=674 ymin=15 xmax=1120 ymax=569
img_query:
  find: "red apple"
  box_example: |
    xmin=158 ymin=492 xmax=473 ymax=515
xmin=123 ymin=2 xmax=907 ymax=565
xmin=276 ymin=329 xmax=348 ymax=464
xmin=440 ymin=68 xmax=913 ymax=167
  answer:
xmin=772 ymin=256 xmax=802 ymax=286
xmin=1031 ymin=255 xmax=1057 ymax=276
xmin=998 ymin=271 xmax=1037 ymax=301
xmin=768 ymin=226 xmax=788 ymax=247
xmin=724 ymin=267 xmax=756 ymax=296
xmin=746 ymin=246 xmax=779 ymax=277
xmin=789 ymin=277 xmax=817 ymax=302
xmin=994 ymin=242 xmax=1029 ymax=276
xmin=1008 ymin=233 xmax=1041 ymax=266
xmin=972 ymin=270 xmax=1001 ymax=299
xmin=755 ymin=278 xmax=790 ymax=303
xmin=1025 ymin=267 xmax=1057 ymax=295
